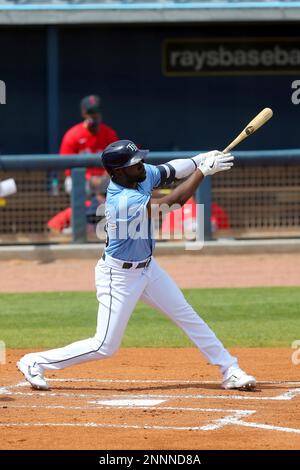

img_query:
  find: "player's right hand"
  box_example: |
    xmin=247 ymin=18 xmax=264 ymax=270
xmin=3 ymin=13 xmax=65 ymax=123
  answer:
xmin=197 ymin=153 xmax=234 ymax=177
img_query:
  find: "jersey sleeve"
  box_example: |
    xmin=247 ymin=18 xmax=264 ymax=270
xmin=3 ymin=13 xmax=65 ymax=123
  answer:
xmin=145 ymin=164 xmax=161 ymax=189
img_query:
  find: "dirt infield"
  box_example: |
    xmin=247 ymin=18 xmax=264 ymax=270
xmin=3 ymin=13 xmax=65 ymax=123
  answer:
xmin=1 ymin=253 xmax=300 ymax=449
xmin=1 ymin=348 xmax=300 ymax=450
xmin=1 ymin=252 xmax=300 ymax=292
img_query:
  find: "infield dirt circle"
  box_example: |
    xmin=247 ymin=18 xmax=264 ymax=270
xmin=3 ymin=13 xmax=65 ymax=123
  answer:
xmin=1 ymin=253 xmax=300 ymax=450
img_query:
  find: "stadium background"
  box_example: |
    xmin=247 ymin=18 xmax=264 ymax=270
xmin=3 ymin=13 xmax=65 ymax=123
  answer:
xmin=0 ymin=22 xmax=299 ymax=154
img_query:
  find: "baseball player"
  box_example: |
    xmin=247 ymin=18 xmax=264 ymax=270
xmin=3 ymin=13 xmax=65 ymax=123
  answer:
xmin=17 ymin=140 xmax=256 ymax=391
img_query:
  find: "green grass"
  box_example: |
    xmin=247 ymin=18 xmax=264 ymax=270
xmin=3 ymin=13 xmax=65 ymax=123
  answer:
xmin=0 ymin=287 xmax=300 ymax=348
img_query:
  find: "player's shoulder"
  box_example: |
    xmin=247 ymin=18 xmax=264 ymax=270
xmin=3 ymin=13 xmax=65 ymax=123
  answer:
xmin=100 ymin=122 xmax=117 ymax=135
xmin=143 ymin=163 xmax=161 ymax=187
xmin=144 ymin=163 xmax=156 ymax=174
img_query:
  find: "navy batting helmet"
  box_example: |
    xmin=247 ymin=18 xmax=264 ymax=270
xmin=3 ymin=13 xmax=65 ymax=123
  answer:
xmin=101 ymin=140 xmax=149 ymax=171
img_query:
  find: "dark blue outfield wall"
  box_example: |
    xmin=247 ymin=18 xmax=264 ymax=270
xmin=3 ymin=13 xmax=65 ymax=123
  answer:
xmin=0 ymin=23 xmax=299 ymax=155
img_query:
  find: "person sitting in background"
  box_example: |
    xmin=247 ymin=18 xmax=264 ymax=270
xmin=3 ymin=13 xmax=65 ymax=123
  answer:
xmin=60 ymin=94 xmax=119 ymax=193
xmin=161 ymin=196 xmax=230 ymax=240
xmin=47 ymin=177 xmax=109 ymax=235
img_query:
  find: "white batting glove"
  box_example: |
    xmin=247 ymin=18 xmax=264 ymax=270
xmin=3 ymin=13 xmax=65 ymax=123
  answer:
xmin=191 ymin=150 xmax=224 ymax=167
xmin=197 ymin=153 xmax=234 ymax=177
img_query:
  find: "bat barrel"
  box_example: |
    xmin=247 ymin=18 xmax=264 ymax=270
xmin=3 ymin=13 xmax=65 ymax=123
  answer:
xmin=223 ymin=108 xmax=273 ymax=153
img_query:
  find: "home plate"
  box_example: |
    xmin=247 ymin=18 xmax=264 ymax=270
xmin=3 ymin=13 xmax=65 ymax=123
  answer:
xmin=89 ymin=399 xmax=167 ymax=407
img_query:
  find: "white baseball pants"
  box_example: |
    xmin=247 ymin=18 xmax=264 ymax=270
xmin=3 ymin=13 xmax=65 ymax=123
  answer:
xmin=24 ymin=255 xmax=238 ymax=376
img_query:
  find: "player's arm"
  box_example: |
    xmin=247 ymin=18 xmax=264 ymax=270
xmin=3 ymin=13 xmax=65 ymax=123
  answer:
xmin=151 ymin=152 xmax=234 ymax=207
xmin=151 ymin=169 xmax=204 ymax=207
xmin=155 ymin=150 xmax=231 ymax=186
xmin=59 ymin=131 xmax=78 ymax=155
xmin=59 ymin=131 xmax=79 ymax=191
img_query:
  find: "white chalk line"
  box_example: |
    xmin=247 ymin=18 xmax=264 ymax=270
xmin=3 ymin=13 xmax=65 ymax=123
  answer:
xmin=0 ymin=411 xmax=255 ymax=433
xmin=0 ymin=381 xmax=26 ymax=394
xmin=200 ymin=414 xmax=300 ymax=434
xmin=7 ymin=377 xmax=300 ymax=390
xmin=49 ymin=378 xmax=219 ymax=384
xmin=3 ymin=380 xmax=300 ymax=435
xmin=4 ymin=403 xmax=254 ymax=414
xmin=3 ymin=404 xmax=257 ymax=432
xmin=3 ymin=403 xmax=257 ymax=432
xmin=3 ymin=377 xmax=300 ymax=402
xmin=9 ymin=381 xmax=29 ymax=388
xmin=2 ymin=409 xmax=300 ymax=435
xmin=272 ymin=388 xmax=300 ymax=400
xmin=39 ymin=378 xmax=300 ymax=386
xmin=0 ymin=422 xmax=232 ymax=431
xmin=2 ymin=417 xmax=300 ymax=434
xmin=3 ymin=390 xmax=300 ymax=401
xmin=200 ymin=411 xmax=255 ymax=431
xmin=235 ymin=420 xmax=300 ymax=434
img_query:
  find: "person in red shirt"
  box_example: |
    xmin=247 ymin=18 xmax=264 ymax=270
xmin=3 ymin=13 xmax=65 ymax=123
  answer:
xmin=47 ymin=177 xmax=109 ymax=235
xmin=60 ymin=94 xmax=119 ymax=193
xmin=161 ymin=197 xmax=230 ymax=239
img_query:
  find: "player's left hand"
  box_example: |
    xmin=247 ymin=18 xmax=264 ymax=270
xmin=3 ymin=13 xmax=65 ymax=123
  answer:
xmin=192 ymin=150 xmax=223 ymax=167
xmin=197 ymin=153 xmax=234 ymax=177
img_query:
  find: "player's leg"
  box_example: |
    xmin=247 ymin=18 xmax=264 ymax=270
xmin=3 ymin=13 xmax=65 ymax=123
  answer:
xmin=141 ymin=258 xmax=256 ymax=389
xmin=17 ymin=260 xmax=147 ymax=388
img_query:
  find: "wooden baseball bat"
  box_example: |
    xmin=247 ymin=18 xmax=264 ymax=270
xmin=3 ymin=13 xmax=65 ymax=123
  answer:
xmin=223 ymin=108 xmax=273 ymax=153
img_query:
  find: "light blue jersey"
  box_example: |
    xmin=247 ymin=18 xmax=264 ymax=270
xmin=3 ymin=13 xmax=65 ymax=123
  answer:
xmin=104 ymin=164 xmax=161 ymax=261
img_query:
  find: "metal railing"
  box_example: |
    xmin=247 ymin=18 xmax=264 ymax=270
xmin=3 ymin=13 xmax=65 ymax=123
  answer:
xmin=1 ymin=0 xmax=300 ymax=6
xmin=1 ymin=0 xmax=299 ymax=4
xmin=1 ymin=150 xmax=300 ymax=244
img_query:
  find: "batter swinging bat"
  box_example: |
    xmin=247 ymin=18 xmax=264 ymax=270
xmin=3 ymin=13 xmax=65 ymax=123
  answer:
xmin=223 ymin=108 xmax=273 ymax=153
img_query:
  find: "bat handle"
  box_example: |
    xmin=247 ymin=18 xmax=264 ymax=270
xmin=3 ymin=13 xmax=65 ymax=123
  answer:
xmin=223 ymin=138 xmax=240 ymax=153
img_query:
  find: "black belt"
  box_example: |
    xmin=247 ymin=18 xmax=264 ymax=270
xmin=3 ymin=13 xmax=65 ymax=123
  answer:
xmin=102 ymin=253 xmax=151 ymax=269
